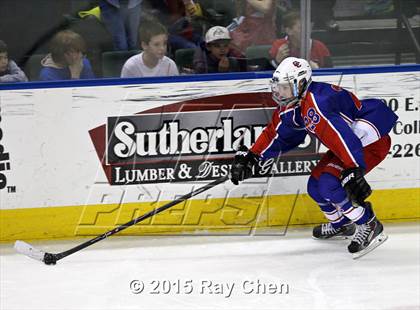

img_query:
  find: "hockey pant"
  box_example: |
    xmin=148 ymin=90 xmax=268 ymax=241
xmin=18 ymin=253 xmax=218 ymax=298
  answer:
xmin=307 ymin=135 xmax=391 ymax=228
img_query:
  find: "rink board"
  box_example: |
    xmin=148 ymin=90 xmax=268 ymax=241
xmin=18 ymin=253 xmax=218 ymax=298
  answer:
xmin=0 ymin=188 xmax=419 ymax=241
xmin=0 ymin=66 xmax=419 ymax=241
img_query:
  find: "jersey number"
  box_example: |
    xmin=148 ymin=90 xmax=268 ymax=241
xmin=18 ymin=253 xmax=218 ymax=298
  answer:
xmin=304 ymin=108 xmax=320 ymax=133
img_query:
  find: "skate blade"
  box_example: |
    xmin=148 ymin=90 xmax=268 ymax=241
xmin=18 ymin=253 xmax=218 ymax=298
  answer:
xmin=352 ymin=232 xmax=388 ymax=260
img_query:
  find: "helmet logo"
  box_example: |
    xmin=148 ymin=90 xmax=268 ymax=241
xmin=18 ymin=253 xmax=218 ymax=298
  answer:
xmin=293 ymin=61 xmax=301 ymax=68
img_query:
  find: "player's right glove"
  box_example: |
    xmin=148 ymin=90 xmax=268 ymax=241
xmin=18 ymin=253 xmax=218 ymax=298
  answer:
xmin=230 ymin=146 xmax=259 ymax=185
xmin=340 ymin=167 xmax=372 ymax=205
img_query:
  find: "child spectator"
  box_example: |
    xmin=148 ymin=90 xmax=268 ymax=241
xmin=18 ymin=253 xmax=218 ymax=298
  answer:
xmin=0 ymin=40 xmax=28 ymax=83
xmin=121 ymin=20 xmax=179 ymax=77
xmin=270 ymin=11 xmax=332 ymax=68
xmin=39 ymin=30 xmax=95 ymax=81
xmin=193 ymin=26 xmax=241 ymax=74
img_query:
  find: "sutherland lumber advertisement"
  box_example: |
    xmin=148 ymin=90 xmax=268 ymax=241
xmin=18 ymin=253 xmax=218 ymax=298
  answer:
xmin=90 ymin=95 xmax=320 ymax=185
xmin=0 ymin=69 xmax=419 ymax=240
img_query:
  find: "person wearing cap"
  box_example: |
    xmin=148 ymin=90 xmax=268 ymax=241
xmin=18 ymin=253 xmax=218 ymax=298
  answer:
xmin=192 ymin=26 xmax=242 ymax=74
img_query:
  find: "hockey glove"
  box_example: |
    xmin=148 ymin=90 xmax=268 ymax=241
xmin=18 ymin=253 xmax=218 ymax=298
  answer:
xmin=341 ymin=167 xmax=372 ymax=205
xmin=230 ymin=146 xmax=259 ymax=185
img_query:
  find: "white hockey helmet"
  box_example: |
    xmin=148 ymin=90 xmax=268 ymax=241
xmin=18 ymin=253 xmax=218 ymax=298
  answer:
xmin=270 ymin=57 xmax=312 ymax=107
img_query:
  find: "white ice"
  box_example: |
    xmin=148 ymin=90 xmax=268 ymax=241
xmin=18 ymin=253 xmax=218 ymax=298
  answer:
xmin=1 ymin=223 xmax=419 ymax=310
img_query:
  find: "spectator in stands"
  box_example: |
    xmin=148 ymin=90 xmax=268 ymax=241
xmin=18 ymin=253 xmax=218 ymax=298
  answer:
xmin=270 ymin=11 xmax=332 ymax=68
xmin=313 ymin=0 xmax=338 ymax=31
xmin=39 ymin=30 xmax=95 ymax=81
xmin=99 ymin=0 xmax=143 ymax=51
xmin=229 ymin=0 xmax=277 ymax=54
xmin=193 ymin=26 xmax=241 ymax=74
xmin=289 ymin=0 xmax=338 ymax=31
xmin=121 ymin=20 xmax=179 ymax=77
xmin=161 ymin=0 xmax=204 ymax=54
xmin=0 ymin=40 xmax=28 ymax=83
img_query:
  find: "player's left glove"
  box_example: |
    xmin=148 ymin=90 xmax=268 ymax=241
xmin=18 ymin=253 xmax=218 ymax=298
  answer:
xmin=230 ymin=146 xmax=259 ymax=185
xmin=340 ymin=167 xmax=372 ymax=205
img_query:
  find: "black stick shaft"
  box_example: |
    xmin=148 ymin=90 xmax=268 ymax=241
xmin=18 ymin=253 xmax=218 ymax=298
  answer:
xmin=54 ymin=176 xmax=228 ymax=261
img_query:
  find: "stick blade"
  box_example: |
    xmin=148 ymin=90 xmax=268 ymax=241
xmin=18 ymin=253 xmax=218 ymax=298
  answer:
xmin=14 ymin=240 xmax=45 ymax=262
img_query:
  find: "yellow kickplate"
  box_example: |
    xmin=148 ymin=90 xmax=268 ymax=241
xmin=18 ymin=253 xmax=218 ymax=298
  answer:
xmin=1 ymin=188 xmax=419 ymax=242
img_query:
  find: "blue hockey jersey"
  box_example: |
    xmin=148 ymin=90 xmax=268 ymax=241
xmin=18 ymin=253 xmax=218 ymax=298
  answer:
xmin=251 ymin=81 xmax=399 ymax=170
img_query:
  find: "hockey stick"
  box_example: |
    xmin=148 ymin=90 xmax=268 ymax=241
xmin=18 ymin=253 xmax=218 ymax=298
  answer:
xmin=14 ymin=176 xmax=229 ymax=265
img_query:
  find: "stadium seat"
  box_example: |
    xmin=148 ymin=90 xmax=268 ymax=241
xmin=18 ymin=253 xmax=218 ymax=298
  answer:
xmin=101 ymin=50 xmax=140 ymax=78
xmin=175 ymin=48 xmax=195 ymax=73
xmin=245 ymin=45 xmax=272 ymax=61
xmin=200 ymin=0 xmax=236 ymax=27
xmin=245 ymin=45 xmax=273 ymax=71
xmin=24 ymin=54 xmax=45 ymax=81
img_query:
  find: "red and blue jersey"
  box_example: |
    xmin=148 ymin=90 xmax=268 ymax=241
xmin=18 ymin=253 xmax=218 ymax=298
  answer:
xmin=251 ymin=81 xmax=398 ymax=170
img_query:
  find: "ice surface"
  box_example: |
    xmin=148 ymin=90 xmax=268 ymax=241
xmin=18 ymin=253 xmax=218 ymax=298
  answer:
xmin=1 ymin=223 xmax=419 ymax=310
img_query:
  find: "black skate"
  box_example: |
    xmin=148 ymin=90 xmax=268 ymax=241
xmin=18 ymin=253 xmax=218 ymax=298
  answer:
xmin=312 ymin=222 xmax=356 ymax=240
xmin=348 ymin=211 xmax=388 ymax=259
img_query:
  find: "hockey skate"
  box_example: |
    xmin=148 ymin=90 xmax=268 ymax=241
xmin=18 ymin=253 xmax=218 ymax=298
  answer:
xmin=312 ymin=222 xmax=356 ymax=240
xmin=348 ymin=203 xmax=388 ymax=259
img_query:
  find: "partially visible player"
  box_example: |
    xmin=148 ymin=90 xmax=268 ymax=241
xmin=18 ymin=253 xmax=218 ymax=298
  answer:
xmin=230 ymin=57 xmax=398 ymax=258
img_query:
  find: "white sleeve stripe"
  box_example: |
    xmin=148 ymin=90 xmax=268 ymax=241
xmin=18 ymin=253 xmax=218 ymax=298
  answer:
xmin=292 ymin=107 xmax=301 ymax=126
xmin=339 ymin=112 xmax=352 ymax=124
xmin=310 ymin=93 xmax=359 ymax=167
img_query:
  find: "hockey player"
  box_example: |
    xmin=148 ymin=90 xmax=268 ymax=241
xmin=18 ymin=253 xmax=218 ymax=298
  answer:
xmin=230 ymin=57 xmax=398 ymax=258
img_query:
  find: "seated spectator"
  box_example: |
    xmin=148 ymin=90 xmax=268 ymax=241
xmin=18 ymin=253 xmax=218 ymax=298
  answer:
xmin=0 ymin=40 xmax=28 ymax=83
xmin=39 ymin=30 xmax=95 ymax=81
xmin=121 ymin=20 xmax=179 ymax=77
xmin=193 ymin=26 xmax=241 ymax=74
xmin=270 ymin=11 xmax=332 ymax=68
xmin=230 ymin=0 xmax=277 ymax=54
